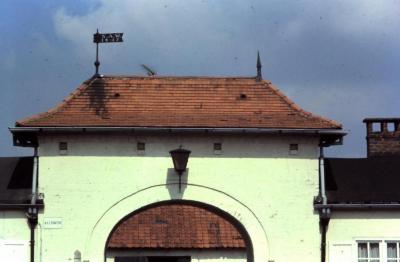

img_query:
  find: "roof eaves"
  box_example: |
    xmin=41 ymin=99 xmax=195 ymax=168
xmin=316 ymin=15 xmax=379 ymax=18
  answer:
xmin=265 ymin=80 xmax=342 ymax=129
xmin=15 ymin=78 xmax=94 ymax=127
xmin=10 ymin=126 xmax=346 ymax=136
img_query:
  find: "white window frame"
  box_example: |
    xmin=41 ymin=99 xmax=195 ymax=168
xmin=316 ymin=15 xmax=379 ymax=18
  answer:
xmin=356 ymin=240 xmax=382 ymax=261
xmin=386 ymin=241 xmax=400 ymax=262
xmin=354 ymin=239 xmax=400 ymax=262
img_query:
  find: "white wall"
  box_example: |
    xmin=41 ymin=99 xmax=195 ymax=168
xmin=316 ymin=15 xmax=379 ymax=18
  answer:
xmin=0 ymin=211 xmax=29 ymax=262
xmin=36 ymin=133 xmax=321 ymax=262
xmin=328 ymin=211 xmax=400 ymax=262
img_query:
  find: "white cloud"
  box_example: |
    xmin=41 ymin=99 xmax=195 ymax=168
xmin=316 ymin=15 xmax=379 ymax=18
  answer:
xmin=54 ymin=7 xmax=96 ymax=56
xmin=52 ymin=0 xmax=273 ymax=77
xmin=53 ymin=0 xmax=400 ymax=68
xmin=270 ymin=0 xmax=400 ymax=43
xmin=50 ymin=0 xmax=399 ymax=157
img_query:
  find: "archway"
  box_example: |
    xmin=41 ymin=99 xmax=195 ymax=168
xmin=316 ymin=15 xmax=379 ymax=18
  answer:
xmin=104 ymin=200 xmax=253 ymax=262
xmin=84 ymin=184 xmax=269 ymax=261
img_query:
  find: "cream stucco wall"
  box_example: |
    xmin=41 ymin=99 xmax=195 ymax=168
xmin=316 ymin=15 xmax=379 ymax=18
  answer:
xmin=0 ymin=211 xmax=30 ymax=261
xmin=327 ymin=211 xmax=400 ymax=262
xmin=36 ymin=133 xmax=321 ymax=262
xmin=0 ymin=211 xmax=28 ymax=241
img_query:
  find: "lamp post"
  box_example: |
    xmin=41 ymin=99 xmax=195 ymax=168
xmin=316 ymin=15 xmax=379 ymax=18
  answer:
xmin=169 ymin=147 xmax=191 ymax=192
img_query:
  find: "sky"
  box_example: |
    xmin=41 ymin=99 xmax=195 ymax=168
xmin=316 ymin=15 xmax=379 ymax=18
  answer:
xmin=1 ymin=0 xmax=399 ymax=157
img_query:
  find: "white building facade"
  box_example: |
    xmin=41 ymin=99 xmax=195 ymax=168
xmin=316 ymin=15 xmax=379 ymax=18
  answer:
xmin=2 ymin=74 xmax=354 ymax=262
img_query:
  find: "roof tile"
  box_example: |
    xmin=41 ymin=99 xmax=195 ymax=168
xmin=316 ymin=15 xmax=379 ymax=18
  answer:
xmin=17 ymin=76 xmax=341 ymax=129
xmin=107 ymin=203 xmax=246 ymax=249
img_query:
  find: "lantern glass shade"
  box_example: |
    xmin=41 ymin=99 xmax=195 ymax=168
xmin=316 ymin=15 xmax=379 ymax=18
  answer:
xmin=169 ymin=148 xmax=191 ymax=174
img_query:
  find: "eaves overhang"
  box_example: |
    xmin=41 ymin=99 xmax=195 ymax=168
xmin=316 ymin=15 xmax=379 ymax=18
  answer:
xmin=0 ymin=202 xmax=44 ymax=211
xmin=314 ymin=203 xmax=400 ymax=210
xmin=10 ymin=126 xmax=346 ymax=147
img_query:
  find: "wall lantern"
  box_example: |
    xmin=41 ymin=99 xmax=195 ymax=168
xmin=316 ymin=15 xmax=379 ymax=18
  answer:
xmin=169 ymin=147 xmax=191 ymax=192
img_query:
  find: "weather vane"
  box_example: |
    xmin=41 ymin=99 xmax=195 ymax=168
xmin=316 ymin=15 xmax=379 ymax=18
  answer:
xmin=93 ymin=29 xmax=123 ymax=76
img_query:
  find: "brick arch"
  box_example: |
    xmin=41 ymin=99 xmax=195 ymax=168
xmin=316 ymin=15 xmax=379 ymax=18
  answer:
xmin=105 ymin=200 xmax=251 ymax=259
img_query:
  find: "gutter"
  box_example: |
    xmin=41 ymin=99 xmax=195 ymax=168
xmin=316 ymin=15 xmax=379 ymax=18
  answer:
xmin=315 ymin=203 xmax=400 ymax=210
xmin=9 ymin=126 xmax=346 ymax=147
xmin=10 ymin=126 xmax=345 ymax=148
xmin=0 ymin=203 xmax=43 ymax=210
xmin=10 ymin=126 xmax=346 ymax=135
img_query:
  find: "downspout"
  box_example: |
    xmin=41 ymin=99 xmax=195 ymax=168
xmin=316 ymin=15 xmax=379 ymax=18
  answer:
xmin=320 ymin=217 xmax=329 ymax=262
xmin=319 ymin=145 xmax=330 ymax=262
xmin=27 ymin=147 xmax=38 ymax=262
xmin=319 ymin=146 xmax=328 ymax=206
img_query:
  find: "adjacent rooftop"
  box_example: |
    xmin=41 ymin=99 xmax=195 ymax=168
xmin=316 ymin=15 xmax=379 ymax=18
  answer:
xmin=325 ymin=157 xmax=400 ymax=204
xmin=0 ymin=157 xmax=33 ymax=206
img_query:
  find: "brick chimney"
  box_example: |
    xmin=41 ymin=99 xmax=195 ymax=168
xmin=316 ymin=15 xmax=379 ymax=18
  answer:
xmin=364 ymin=118 xmax=400 ymax=158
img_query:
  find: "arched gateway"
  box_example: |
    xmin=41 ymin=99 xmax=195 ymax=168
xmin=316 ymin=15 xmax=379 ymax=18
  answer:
xmin=104 ymin=201 xmax=253 ymax=262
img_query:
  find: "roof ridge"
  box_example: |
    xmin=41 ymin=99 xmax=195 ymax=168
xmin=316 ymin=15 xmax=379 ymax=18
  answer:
xmin=16 ymin=77 xmax=94 ymax=126
xmin=264 ymin=80 xmax=342 ymax=129
xmin=98 ymin=74 xmax=257 ymax=79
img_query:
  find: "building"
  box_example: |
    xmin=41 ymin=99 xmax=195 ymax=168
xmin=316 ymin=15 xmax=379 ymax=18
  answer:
xmin=8 ymin=60 xmax=390 ymax=261
xmin=322 ymin=118 xmax=400 ymax=262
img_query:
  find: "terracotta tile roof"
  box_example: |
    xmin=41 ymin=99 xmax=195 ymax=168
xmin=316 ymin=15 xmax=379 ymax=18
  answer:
xmin=107 ymin=203 xmax=246 ymax=249
xmin=16 ymin=75 xmax=341 ymax=129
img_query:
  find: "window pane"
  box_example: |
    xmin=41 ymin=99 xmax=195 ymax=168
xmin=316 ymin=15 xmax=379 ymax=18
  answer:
xmin=358 ymin=243 xmax=368 ymax=258
xmin=370 ymin=260 xmax=379 ymax=262
xmin=370 ymin=243 xmax=379 ymax=258
xmin=387 ymin=243 xmax=397 ymax=258
xmin=358 ymin=260 xmax=367 ymax=262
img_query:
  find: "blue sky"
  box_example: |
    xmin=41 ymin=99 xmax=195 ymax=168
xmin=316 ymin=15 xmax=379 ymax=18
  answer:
xmin=1 ymin=0 xmax=399 ymax=157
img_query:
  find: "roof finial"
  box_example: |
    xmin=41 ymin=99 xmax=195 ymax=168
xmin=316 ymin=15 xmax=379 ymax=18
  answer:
xmin=256 ymin=51 xmax=262 ymax=81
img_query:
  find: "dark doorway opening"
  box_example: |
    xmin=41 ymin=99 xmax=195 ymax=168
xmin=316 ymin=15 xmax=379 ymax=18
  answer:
xmin=148 ymin=257 xmax=190 ymax=262
xmin=115 ymin=257 xmax=190 ymax=262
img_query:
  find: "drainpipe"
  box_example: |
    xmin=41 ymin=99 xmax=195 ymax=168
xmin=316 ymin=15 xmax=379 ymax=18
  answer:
xmin=319 ymin=146 xmax=327 ymax=206
xmin=319 ymin=145 xmax=330 ymax=262
xmin=27 ymin=147 xmax=38 ymax=262
xmin=320 ymin=217 xmax=330 ymax=262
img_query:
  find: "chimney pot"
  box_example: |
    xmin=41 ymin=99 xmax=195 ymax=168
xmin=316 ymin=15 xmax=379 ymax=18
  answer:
xmin=363 ymin=118 xmax=400 ymax=158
